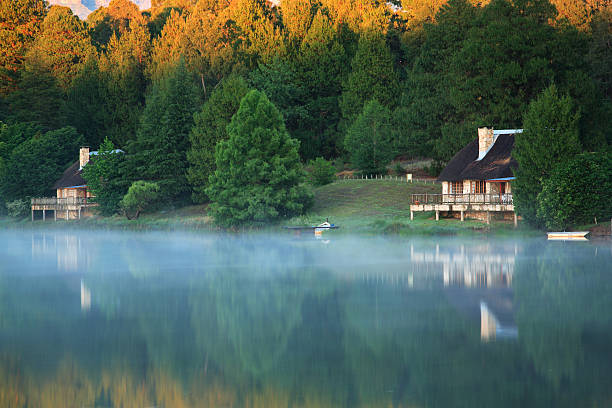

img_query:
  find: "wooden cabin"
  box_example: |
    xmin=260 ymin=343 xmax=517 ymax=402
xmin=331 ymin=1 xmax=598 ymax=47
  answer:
xmin=410 ymin=127 xmax=521 ymax=225
xmin=31 ymin=147 xmax=121 ymax=221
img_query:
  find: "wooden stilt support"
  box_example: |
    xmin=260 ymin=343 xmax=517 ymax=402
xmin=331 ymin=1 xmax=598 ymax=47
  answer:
xmin=42 ymin=209 xmax=45 ymax=221
xmin=410 ymin=211 xmax=414 ymax=221
xmin=66 ymin=210 xmax=69 ymax=220
xmin=31 ymin=209 xmax=34 ymax=222
xmin=435 ymin=210 xmax=439 ymax=221
xmin=78 ymin=208 xmax=81 ymax=220
xmin=460 ymin=210 xmax=464 ymax=222
xmin=54 ymin=210 xmax=57 ymax=222
xmin=486 ymin=211 xmax=490 ymax=225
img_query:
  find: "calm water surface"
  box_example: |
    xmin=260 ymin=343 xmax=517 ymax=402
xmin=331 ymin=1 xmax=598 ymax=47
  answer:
xmin=0 ymin=229 xmax=611 ymax=407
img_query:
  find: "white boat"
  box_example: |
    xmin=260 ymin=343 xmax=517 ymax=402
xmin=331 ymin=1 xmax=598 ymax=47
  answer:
xmin=547 ymin=231 xmax=589 ymax=240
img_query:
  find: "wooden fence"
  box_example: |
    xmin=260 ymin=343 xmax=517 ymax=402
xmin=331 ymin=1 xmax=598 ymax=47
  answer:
xmin=336 ymin=174 xmax=440 ymax=184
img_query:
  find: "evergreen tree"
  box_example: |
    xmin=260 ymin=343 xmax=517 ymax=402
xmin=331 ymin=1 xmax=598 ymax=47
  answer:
xmin=24 ymin=6 xmax=96 ymax=89
xmin=64 ymin=58 xmax=107 ymax=147
xmin=99 ymin=21 xmax=151 ymax=147
xmin=5 ymin=60 xmax=66 ymax=131
xmin=344 ymin=99 xmax=395 ymax=174
xmin=0 ymin=0 xmax=46 ymax=94
xmin=340 ymin=30 xmax=399 ymax=130
xmin=513 ymin=85 xmax=581 ymax=226
xmin=537 ymin=152 xmax=612 ymax=230
xmin=187 ymin=75 xmax=250 ymax=203
xmin=294 ymin=10 xmax=348 ymax=158
xmin=0 ymin=126 xmax=83 ymax=201
xmin=206 ymin=90 xmax=312 ymax=227
xmin=249 ymin=58 xmax=309 ymax=152
xmin=81 ymin=138 xmax=128 ymax=216
xmin=126 ymin=60 xmax=201 ymax=203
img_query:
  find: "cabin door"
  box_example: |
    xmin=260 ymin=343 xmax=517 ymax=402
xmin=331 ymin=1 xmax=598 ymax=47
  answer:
xmin=499 ymin=183 xmax=506 ymax=203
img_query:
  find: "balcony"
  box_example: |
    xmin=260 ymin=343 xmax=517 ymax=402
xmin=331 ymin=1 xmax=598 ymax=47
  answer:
xmin=31 ymin=197 xmax=97 ymax=220
xmin=411 ymin=194 xmax=513 ymax=205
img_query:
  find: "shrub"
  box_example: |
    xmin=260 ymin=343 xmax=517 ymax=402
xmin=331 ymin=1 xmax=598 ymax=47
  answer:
xmin=6 ymin=199 xmax=29 ymax=218
xmin=308 ymin=157 xmax=336 ymax=186
xmin=119 ymin=181 xmax=161 ymax=220
xmin=537 ymin=152 xmax=612 ymax=230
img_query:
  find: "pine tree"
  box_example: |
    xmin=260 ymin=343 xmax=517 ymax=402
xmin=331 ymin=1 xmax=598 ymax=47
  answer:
xmin=187 ymin=75 xmax=250 ymax=203
xmin=340 ymin=30 xmax=399 ymax=130
xmin=24 ymin=6 xmax=96 ymax=89
xmin=126 ymin=60 xmax=201 ymax=203
xmin=0 ymin=126 xmax=84 ymax=201
xmin=206 ymin=90 xmax=312 ymax=226
xmin=345 ymin=99 xmax=395 ymax=174
xmin=513 ymin=85 xmax=581 ymax=226
xmin=0 ymin=0 xmax=46 ymax=94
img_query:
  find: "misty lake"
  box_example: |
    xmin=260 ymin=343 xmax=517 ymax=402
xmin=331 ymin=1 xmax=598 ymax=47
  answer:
xmin=0 ymin=229 xmax=611 ymax=407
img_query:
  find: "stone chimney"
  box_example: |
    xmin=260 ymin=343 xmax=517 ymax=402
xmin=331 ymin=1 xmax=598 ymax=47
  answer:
xmin=79 ymin=147 xmax=90 ymax=170
xmin=477 ymin=127 xmax=494 ymax=161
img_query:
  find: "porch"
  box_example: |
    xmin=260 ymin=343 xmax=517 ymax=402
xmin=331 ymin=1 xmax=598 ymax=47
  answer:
xmin=31 ymin=197 xmax=97 ymax=221
xmin=409 ymin=194 xmax=517 ymax=225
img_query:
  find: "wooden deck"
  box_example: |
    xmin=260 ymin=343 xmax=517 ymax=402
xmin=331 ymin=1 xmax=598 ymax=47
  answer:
xmin=31 ymin=197 xmax=96 ymax=220
xmin=410 ymin=194 xmax=516 ymax=224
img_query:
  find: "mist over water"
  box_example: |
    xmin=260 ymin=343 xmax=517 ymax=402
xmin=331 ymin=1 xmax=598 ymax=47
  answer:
xmin=0 ymin=229 xmax=611 ymax=407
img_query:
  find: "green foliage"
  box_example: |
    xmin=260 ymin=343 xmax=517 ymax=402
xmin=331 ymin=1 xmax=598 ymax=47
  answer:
xmin=307 ymin=157 xmax=336 ymax=186
xmin=206 ymin=90 xmax=312 ymax=227
xmin=119 ymin=180 xmax=161 ymax=220
xmin=187 ymin=75 xmax=250 ymax=203
xmin=340 ymin=30 xmax=399 ymax=128
xmin=5 ymin=198 xmax=28 ymax=218
xmin=0 ymin=126 xmax=84 ymax=201
xmin=345 ymin=100 xmax=395 ymax=175
xmin=64 ymin=59 xmax=107 ymax=147
xmin=5 ymin=61 xmax=66 ymax=131
xmin=126 ymin=60 xmax=201 ymax=203
xmin=249 ymin=58 xmax=309 ymax=154
xmin=513 ymin=85 xmax=581 ymax=226
xmin=81 ymin=138 xmax=128 ymax=216
xmin=536 ymin=152 xmax=612 ymax=230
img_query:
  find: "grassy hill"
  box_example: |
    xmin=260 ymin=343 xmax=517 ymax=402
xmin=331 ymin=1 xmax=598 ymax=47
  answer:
xmin=287 ymin=179 xmax=534 ymax=235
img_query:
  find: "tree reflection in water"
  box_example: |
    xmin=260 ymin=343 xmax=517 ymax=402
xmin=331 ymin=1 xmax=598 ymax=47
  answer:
xmin=0 ymin=231 xmax=610 ymax=407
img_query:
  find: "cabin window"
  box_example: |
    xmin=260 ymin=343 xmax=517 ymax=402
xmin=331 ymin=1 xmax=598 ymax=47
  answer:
xmin=472 ymin=180 xmax=486 ymax=194
xmin=451 ymin=181 xmax=463 ymax=194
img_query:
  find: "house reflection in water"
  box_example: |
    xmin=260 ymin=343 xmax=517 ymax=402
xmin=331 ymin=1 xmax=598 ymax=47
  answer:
xmin=81 ymin=279 xmax=91 ymax=311
xmin=408 ymin=242 xmax=518 ymax=342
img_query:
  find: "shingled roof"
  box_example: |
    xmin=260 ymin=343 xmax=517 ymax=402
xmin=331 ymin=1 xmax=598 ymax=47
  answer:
xmin=437 ymin=134 xmax=517 ymax=182
xmin=53 ymin=160 xmax=86 ymax=189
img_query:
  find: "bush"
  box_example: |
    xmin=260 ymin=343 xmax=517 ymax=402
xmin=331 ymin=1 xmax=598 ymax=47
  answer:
xmin=536 ymin=152 xmax=612 ymax=230
xmin=119 ymin=181 xmax=161 ymax=220
xmin=6 ymin=199 xmax=29 ymax=218
xmin=308 ymin=157 xmax=336 ymax=186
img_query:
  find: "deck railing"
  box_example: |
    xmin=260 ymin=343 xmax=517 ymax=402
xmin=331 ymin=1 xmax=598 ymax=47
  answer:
xmin=411 ymin=194 xmax=513 ymax=205
xmin=31 ymin=197 xmax=96 ymax=208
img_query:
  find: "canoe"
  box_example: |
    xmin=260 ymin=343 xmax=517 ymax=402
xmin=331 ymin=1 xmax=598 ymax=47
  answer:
xmin=547 ymin=231 xmax=589 ymax=240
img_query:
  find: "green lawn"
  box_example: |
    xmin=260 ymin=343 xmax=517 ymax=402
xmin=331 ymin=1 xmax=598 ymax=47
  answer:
xmin=287 ymin=179 xmax=533 ymax=235
xmin=2 ymin=180 xmax=538 ymax=235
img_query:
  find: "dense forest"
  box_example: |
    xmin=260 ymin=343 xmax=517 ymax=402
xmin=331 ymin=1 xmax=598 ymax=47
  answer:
xmin=0 ymin=0 xmax=610 ymax=225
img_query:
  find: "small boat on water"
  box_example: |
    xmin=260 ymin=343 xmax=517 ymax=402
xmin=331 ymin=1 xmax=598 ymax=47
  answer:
xmin=547 ymin=231 xmax=590 ymax=240
xmin=284 ymin=219 xmax=339 ymax=235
